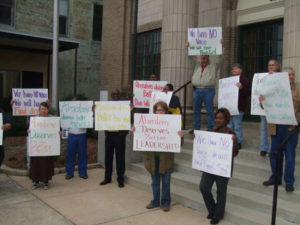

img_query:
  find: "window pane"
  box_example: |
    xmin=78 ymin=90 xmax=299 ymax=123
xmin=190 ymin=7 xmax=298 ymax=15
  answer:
xmin=0 ymin=0 xmax=13 ymax=25
xmin=93 ymin=4 xmax=103 ymax=41
xmin=59 ymin=16 xmax=67 ymax=35
xmin=59 ymin=0 xmax=68 ymax=16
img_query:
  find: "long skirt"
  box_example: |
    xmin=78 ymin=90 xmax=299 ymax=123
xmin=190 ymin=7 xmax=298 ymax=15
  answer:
xmin=29 ymin=156 xmax=54 ymax=183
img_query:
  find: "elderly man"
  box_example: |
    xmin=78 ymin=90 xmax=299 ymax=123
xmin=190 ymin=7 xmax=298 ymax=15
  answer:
xmin=100 ymin=88 xmax=129 ymax=188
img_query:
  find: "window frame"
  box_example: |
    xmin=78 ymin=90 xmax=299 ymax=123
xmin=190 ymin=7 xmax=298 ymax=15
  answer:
xmin=0 ymin=0 xmax=15 ymax=27
xmin=92 ymin=3 xmax=103 ymax=41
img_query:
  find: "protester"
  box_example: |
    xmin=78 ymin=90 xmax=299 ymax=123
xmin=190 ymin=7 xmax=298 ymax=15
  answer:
xmin=163 ymin=83 xmax=182 ymax=115
xmin=260 ymin=59 xmax=281 ymax=156
xmin=132 ymin=101 xmax=183 ymax=212
xmin=100 ymin=88 xmax=128 ymax=188
xmin=260 ymin=67 xmax=300 ymax=192
xmin=0 ymin=108 xmax=12 ymax=167
xmin=200 ymin=108 xmax=238 ymax=224
xmin=149 ymin=74 xmax=158 ymax=81
xmin=228 ymin=64 xmax=250 ymax=149
xmin=65 ymin=96 xmax=89 ymax=180
xmin=29 ymin=102 xmax=57 ymax=190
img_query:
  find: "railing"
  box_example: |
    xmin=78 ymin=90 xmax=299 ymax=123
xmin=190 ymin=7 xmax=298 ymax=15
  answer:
xmin=173 ymin=80 xmax=192 ymax=129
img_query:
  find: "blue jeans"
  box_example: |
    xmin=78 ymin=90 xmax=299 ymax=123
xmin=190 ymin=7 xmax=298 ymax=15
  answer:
xmin=150 ymin=156 xmax=171 ymax=207
xmin=228 ymin=111 xmax=244 ymax=144
xmin=260 ymin=116 xmax=269 ymax=152
xmin=269 ymin=125 xmax=298 ymax=186
xmin=66 ymin=134 xmax=88 ymax=177
xmin=193 ymin=88 xmax=215 ymax=131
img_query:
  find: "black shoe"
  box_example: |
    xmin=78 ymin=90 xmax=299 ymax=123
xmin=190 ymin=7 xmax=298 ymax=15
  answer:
xmin=263 ymin=180 xmax=282 ymax=186
xmin=65 ymin=176 xmax=73 ymax=180
xmin=260 ymin=151 xmax=268 ymax=156
xmin=207 ymin=213 xmax=214 ymax=219
xmin=118 ymin=182 xmax=124 ymax=188
xmin=80 ymin=175 xmax=88 ymax=179
xmin=100 ymin=180 xmax=111 ymax=185
xmin=238 ymin=143 xmax=242 ymax=150
xmin=286 ymin=185 xmax=294 ymax=192
xmin=210 ymin=218 xmax=220 ymax=224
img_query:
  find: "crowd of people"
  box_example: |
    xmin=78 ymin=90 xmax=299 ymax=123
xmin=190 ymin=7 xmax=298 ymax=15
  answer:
xmin=0 ymin=54 xmax=299 ymax=225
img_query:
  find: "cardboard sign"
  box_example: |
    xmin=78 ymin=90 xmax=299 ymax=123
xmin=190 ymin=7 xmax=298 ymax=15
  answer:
xmin=133 ymin=113 xmax=181 ymax=153
xmin=59 ymin=101 xmax=93 ymax=128
xmin=251 ymin=73 xmax=268 ymax=116
xmin=12 ymin=89 xmax=48 ymax=116
xmin=218 ymin=76 xmax=240 ymax=115
xmin=261 ymin=73 xmax=297 ymax=125
xmin=28 ymin=117 xmax=60 ymax=156
xmin=188 ymin=27 xmax=222 ymax=55
xmin=149 ymin=91 xmax=173 ymax=114
xmin=0 ymin=113 xmax=3 ymax=146
xmin=192 ymin=130 xmax=233 ymax=178
xmin=133 ymin=80 xmax=168 ymax=108
xmin=95 ymin=101 xmax=131 ymax=130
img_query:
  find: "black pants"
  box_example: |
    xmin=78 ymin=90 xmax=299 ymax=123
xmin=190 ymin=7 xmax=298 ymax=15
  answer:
xmin=104 ymin=132 xmax=126 ymax=183
xmin=200 ymin=172 xmax=229 ymax=220
xmin=0 ymin=145 xmax=4 ymax=166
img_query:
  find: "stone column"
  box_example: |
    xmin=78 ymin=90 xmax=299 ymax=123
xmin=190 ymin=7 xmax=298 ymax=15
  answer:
xmin=160 ymin=0 xmax=197 ymax=108
xmin=283 ymin=0 xmax=300 ymax=82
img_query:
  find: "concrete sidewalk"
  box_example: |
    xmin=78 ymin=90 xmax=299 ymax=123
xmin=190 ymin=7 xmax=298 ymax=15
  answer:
xmin=2 ymin=168 xmax=234 ymax=225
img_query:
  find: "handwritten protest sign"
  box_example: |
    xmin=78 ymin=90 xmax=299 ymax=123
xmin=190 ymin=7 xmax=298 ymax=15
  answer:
xmin=149 ymin=91 xmax=173 ymax=114
xmin=0 ymin=113 xmax=3 ymax=146
xmin=95 ymin=101 xmax=130 ymax=130
xmin=133 ymin=81 xmax=168 ymax=108
xmin=218 ymin=76 xmax=240 ymax=115
xmin=100 ymin=90 xmax=108 ymax=101
xmin=192 ymin=130 xmax=233 ymax=178
xmin=28 ymin=117 xmax=60 ymax=156
xmin=251 ymin=73 xmax=268 ymax=116
xmin=261 ymin=73 xmax=297 ymax=125
xmin=133 ymin=113 xmax=181 ymax=152
xmin=188 ymin=27 xmax=222 ymax=55
xmin=12 ymin=89 xmax=48 ymax=116
xmin=59 ymin=101 xmax=93 ymax=128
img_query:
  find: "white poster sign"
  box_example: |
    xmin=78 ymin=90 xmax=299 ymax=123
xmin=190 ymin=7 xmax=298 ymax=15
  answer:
xmin=188 ymin=27 xmax=222 ymax=55
xmin=100 ymin=90 xmax=108 ymax=101
xmin=149 ymin=91 xmax=173 ymax=114
xmin=28 ymin=117 xmax=60 ymax=156
xmin=59 ymin=101 xmax=93 ymax=128
xmin=133 ymin=80 xmax=168 ymax=108
xmin=12 ymin=89 xmax=48 ymax=116
xmin=261 ymin=73 xmax=297 ymax=125
xmin=251 ymin=73 xmax=268 ymax=116
xmin=218 ymin=76 xmax=240 ymax=115
xmin=133 ymin=113 xmax=181 ymax=153
xmin=95 ymin=101 xmax=131 ymax=131
xmin=192 ymin=130 xmax=233 ymax=178
xmin=0 ymin=113 xmax=3 ymax=146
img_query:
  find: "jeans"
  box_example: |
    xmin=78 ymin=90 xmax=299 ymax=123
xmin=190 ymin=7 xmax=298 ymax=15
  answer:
xmin=150 ymin=156 xmax=171 ymax=207
xmin=66 ymin=134 xmax=87 ymax=177
xmin=228 ymin=111 xmax=244 ymax=144
xmin=268 ymin=125 xmax=298 ymax=186
xmin=193 ymin=88 xmax=215 ymax=131
xmin=260 ymin=116 xmax=269 ymax=152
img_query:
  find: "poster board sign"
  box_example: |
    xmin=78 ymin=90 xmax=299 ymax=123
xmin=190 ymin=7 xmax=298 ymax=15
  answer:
xmin=12 ymin=89 xmax=48 ymax=116
xmin=133 ymin=113 xmax=181 ymax=153
xmin=133 ymin=81 xmax=168 ymax=108
xmin=149 ymin=91 xmax=173 ymax=114
xmin=188 ymin=27 xmax=222 ymax=55
xmin=261 ymin=73 xmax=297 ymax=125
xmin=59 ymin=101 xmax=93 ymax=128
xmin=192 ymin=130 xmax=233 ymax=178
xmin=251 ymin=73 xmax=268 ymax=116
xmin=0 ymin=113 xmax=3 ymax=146
xmin=218 ymin=76 xmax=240 ymax=115
xmin=100 ymin=90 xmax=108 ymax=101
xmin=28 ymin=117 xmax=60 ymax=156
xmin=95 ymin=101 xmax=131 ymax=131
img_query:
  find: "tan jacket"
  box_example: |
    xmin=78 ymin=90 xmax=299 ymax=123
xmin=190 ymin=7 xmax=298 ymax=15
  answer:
xmin=268 ymin=83 xmax=300 ymax=135
xmin=144 ymin=152 xmax=174 ymax=175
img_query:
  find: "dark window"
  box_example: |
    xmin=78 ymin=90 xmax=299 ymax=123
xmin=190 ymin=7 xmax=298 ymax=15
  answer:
xmin=0 ymin=0 xmax=14 ymax=26
xmin=93 ymin=4 xmax=103 ymax=41
xmin=136 ymin=29 xmax=161 ymax=80
xmin=59 ymin=0 xmax=68 ymax=35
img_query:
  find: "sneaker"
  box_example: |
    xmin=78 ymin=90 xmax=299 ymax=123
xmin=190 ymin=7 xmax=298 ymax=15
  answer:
xmin=32 ymin=183 xmax=38 ymax=190
xmin=260 ymin=151 xmax=268 ymax=156
xmin=43 ymin=184 xmax=49 ymax=190
xmin=162 ymin=206 xmax=170 ymax=212
xmin=210 ymin=218 xmax=220 ymax=224
xmin=286 ymin=185 xmax=294 ymax=192
xmin=146 ymin=203 xmax=159 ymax=209
xmin=263 ymin=180 xmax=282 ymax=186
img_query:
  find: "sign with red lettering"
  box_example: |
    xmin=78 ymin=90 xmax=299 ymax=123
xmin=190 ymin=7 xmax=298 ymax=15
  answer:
xmin=28 ymin=117 xmax=60 ymax=156
xmin=12 ymin=89 xmax=48 ymax=116
xmin=133 ymin=81 xmax=167 ymax=108
xmin=133 ymin=113 xmax=181 ymax=152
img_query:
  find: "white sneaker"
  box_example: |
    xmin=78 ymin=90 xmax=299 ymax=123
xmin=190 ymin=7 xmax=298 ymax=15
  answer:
xmin=32 ymin=183 xmax=38 ymax=190
xmin=43 ymin=184 xmax=49 ymax=190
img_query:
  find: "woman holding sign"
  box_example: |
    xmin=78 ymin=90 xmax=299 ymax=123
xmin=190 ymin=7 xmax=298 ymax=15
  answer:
xmin=29 ymin=102 xmax=55 ymax=190
xmin=132 ymin=101 xmax=183 ymax=212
